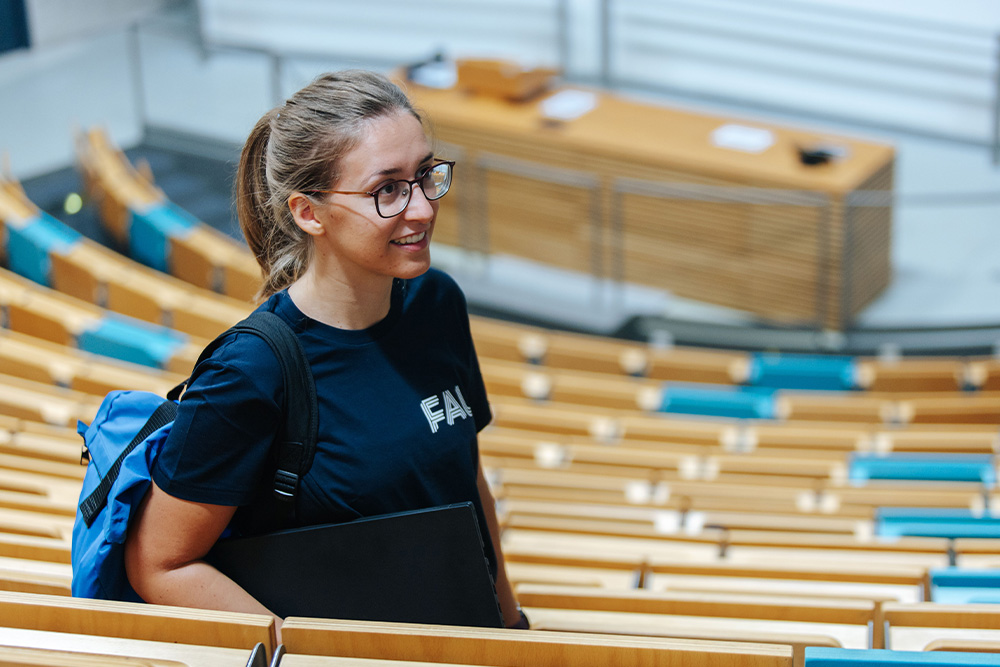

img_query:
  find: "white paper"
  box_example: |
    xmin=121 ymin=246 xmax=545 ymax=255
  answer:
xmin=540 ymin=89 xmax=597 ymax=121
xmin=409 ymin=61 xmax=457 ymax=89
xmin=711 ymin=123 xmax=775 ymax=153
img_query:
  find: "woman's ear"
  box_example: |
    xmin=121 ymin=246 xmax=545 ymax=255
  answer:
xmin=288 ymin=192 xmax=326 ymax=237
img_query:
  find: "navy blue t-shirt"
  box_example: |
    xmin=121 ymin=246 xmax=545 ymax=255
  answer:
xmin=151 ymin=269 xmax=495 ymax=571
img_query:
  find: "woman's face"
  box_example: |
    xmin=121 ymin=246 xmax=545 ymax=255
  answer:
xmin=313 ymin=110 xmax=438 ymax=286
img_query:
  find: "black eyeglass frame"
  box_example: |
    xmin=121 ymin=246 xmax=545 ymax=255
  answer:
xmin=305 ymin=160 xmax=455 ymax=219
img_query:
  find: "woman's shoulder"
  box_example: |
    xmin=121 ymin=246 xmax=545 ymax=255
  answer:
xmin=404 ymin=267 xmax=466 ymax=307
xmin=194 ymin=295 xmax=293 ymax=381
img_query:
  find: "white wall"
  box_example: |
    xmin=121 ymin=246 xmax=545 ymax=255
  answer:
xmin=198 ymin=0 xmax=564 ymax=69
xmin=0 ymin=30 xmax=141 ymax=179
xmin=26 ymin=0 xmax=176 ymax=48
xmin=605 ymin=0 xmax=998 ymax=143
xmin=193 ymin=0 xmax=1000 ymax=144
xmin=3 ymin=0 xmax=1000 ymax=180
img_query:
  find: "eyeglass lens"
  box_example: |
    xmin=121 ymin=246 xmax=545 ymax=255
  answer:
xmin=376 ymin=162 xmax=452 ymax=217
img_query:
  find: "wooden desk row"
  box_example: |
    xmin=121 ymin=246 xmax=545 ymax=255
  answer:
xmin=0 ymin=403 xmax=993 ymax=665
xmin=486 ymin=395 xmax=1000 ymax=453
xmin=0 ymin=172 xmax=252 ymax=341
xmin=470 ymin=316 xmax=1000 ymax=394
xmin=76 ymin=128 xmax=261 ymax=302
xmin=0 ymin=268 xmax=204 ymax=375
xmin=480 ymin=357 xmax=1000 ymax=425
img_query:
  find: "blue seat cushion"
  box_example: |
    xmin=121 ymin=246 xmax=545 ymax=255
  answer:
xmin=850 ymin=453 xmax=995 ymax=485
xmin=746 ymin=352 xmax=857 ymax=391
xmin=806 ymin=647 xmax=999 ymax=666
xmin=930 ymin=568 xmax=1000 ymax=604
xmin=129 ymin=202 xmax=197 ymax=273
xmin=658 ymin=384 xmax=778 ymax=419
xmin=876 ymin=508 xmax=1000 ymax=540
xmin=78 ymin=316 xmax=188 ymax=369
xmin=6 ymin=213 xmax=82 ymax=286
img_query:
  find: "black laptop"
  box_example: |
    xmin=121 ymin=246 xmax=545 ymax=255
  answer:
xmin=205 ymin=502 xmax=503 ymax=627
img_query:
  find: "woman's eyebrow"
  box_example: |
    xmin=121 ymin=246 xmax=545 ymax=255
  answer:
xmin=370 ymin=153 xmax=436 ymax=179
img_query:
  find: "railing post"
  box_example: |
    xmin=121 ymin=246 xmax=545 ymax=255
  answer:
xmin=600 ymin=0 xmax=612 ymax=88
xmin=556 ymin=0 xmax=570 ymax=78
xmin=993 ymin=33 xmax=1000 ymax=165
xmin=128 ymin=22 xmax=147 ymax=131
xmin=271 ymin=52 xmax=283 ymax=107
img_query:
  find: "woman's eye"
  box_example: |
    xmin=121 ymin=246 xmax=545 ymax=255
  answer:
xmin=416 ymin=165 xmax=432 ymax=179
xmin=378 ymin=182 xmax=399 ymax=197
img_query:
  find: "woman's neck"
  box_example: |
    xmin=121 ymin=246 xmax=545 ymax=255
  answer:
xmin=286 ymin=266 xmax=393 ymax=331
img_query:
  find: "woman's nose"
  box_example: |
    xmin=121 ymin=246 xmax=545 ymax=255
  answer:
xmin=404 ymin=184 xmax=436 ymax=221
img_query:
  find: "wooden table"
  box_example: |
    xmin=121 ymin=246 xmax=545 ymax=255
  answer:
xmin=404 ymin=75 xmax=894 ymax=329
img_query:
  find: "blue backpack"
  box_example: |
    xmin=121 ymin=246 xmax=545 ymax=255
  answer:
xmin=71 ymin=311 xmax=318 ymax=601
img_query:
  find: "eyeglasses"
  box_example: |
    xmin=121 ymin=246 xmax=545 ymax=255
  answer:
xmin=307 ymin=160 xmax=454 ymax=218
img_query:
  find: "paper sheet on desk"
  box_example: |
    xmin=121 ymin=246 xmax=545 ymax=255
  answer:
xmin=540 ymin=89 xmax=597 ymax=121
xmin=711 ymin=123 xmax=775 ymax=153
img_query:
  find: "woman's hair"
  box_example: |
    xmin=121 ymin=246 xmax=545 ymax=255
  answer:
xmin=236 ymin=70 xmax=420 ymax=300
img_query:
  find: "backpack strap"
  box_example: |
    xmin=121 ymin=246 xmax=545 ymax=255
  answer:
xmin=78 ymin=400 xmax=178 ymax=527
xmin=168 ymin=311 xmax=319 ymax=504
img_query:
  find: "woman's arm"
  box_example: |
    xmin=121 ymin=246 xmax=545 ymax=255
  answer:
xmin=124 ymin=481 xmax=283 ymax=636
xmin=476 ymin=462 xmax=525 ymax=628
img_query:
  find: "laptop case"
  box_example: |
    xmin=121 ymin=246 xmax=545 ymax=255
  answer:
xmin=205 ymin=501 xmax=504 ymax=627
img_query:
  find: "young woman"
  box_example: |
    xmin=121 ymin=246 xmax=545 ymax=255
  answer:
xmin=123 ymin=70 xmax=525 ymax=635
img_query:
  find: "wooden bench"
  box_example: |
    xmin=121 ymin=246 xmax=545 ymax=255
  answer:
xmin=0 ymin=590 xmax=276 ymax=654
xmin=503 ymin=535 xmax=925 ymax=601
xmin=0 ymin=268 xmax=203 ymax=375
xmin=469 ymin=316 xmax=993 ymax=395
xmin=0 ymin=328 xmax=182 ymax=397
xmin=0 ymin=373 xmax=101 ymax=429
xmin=470 ymin=316 xmax=743 ymax=383
xmin=501 ymin=526 xmax=955 ymax=574
xmin=0 ymin=168 xmax=252 ymax=338
xmin=281 ymin=616 xmax=792 ymax=666
xmin=516 ymin=584 xmax=879 ymax=664
xmin=480 ymin=358 xmax=931 ymax=425
xmin=49 ymin=244 xmax=250 ymax=339
xmin=487 ymin=395 xmax=1000 ymax=451
xmin=0 ymin=627 xmax=267 ymax=666
xmin=882 ymin=603 xmax=1000 ymax=652
xmin=76 ymin=128 xmax=262 ymax=301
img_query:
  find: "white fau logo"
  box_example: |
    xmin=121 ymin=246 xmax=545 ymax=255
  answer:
xmin=420 ymin=386 xmax=473 ymax=433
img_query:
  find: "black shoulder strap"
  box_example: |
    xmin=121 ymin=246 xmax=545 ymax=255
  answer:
xmin=79 ymin=400 xmax=178 ymax=527
xmin=169 ymin=311 xmax=319 ymax=504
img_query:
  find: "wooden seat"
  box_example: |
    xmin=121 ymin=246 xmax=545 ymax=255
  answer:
xmin=0 ymin=168 xmax=251 ymax=340
xmin=0 ymin=590 xmax=275 ymax=654
xmin=502 ymin=526 xmax=954 ymax=573
xmin=0 ymin=373 xmax=101 ymax=429
xmin=865 ymin=359 xmax=966 ymax=393
xmin=280 ymin=656 xmax=509 ymax=667
xmin=281 ymin=617 xmax=792 ymax=666
xmin=516 ymin=584 xmax=878 ymax=664
xmin=480 ymin=358 xmax=933 ymax=425
xmin=0 ymin=268 xmax=203 ymax=375
xmin=0 ymin=556 xmax=71 ymax=596
xmin=76 ymin=128 xmax=263 ymax=301
xmin=0 ymin=627 xmax=265 ymax=666
xmin=883 ymin=602 xmax=1000 ymax=652
xmin=470 ymin=316 xmax=744 ymax=383
xmin=0 ymin=328 xmax=182 ymax=397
